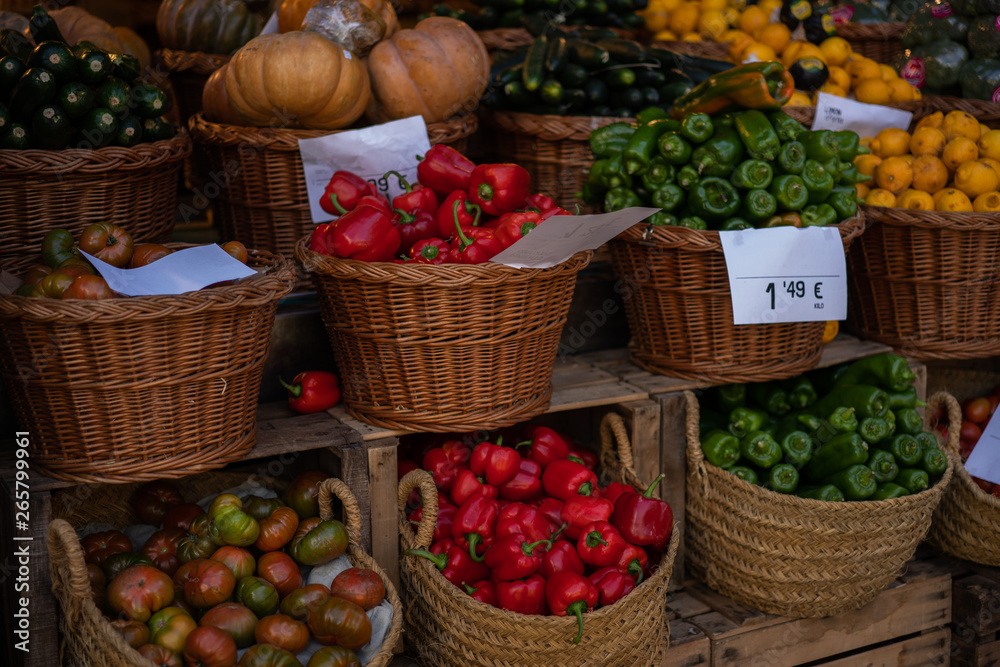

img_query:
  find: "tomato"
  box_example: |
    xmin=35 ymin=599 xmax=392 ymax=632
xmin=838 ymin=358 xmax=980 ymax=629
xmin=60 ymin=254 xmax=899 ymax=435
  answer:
xmin=107 ymin=564 xmax=174 ymax=622
xmin=964 ymin=397 xmax=993 ymax=425
xmin=110 ymin=618 xmax=150 ymax=648
xmin=86 ymin=563 xmax=106 ymax=588
xmin=62 ymin=274 xmax=114 ymax=300
xmin=41 ymin=228 xmax=79 ymax=269
xmin=243 ymin=495 xmax=284 ymax=522
xmin=148 ymin=606 xmax=197 ymax=654
xmin=142 ymin=527 xmax=188 ymax=577
xmin=234 ymin=576 xmax=279 ymax=617
xmin=32 ymin=265 xmax=91 ymax=298
xmin=174 ymin=559 xmax=237 ymax=609
xmin=960 ymin=421 xmax=983 ymax=445
xmin=255 ymin=507 xmax=299 ymax=552
xmin=81 ymin=530 xmax=133 ymax=566
xmin=132 ymin=481 xmax=184 ymax=526
xmin=138 ymin=643 xmax=184 ymax=667
xmin=22 ymin=263 xmax=51 ymax=286
xmin=960 ymin=439 xmax=977 ymax=461
xmin=307 ymin=597 xmax=372 ymax=649
xmin=254 ymin=614 xmax=310 ymax=654
xmin=178 ymin=534 xmax=218 ymax=564
xmin=210 ymin=546 xmax=256 ymax=581
xmin=306 ymin=646 xmax=361 ymax=667
xmin=329 ymin=568 xmax=385 ymax=611
xmin=221 ymin=240 xmax=248 ymax=264
xmin=183 ymin=625 xmax=238 ymax=667
xmin=163 ymin=504 xmax=208 ymax=531
xmin=103 ymin=552 xmax=154 ymax=581
xmin=279 ymin=584 xmax=331 ymax=621
xmin=189 ymin=514 xmax=213 ymax=538
xmin=989 ymin=395 xmax=1000 ymax=418
xmin=130 ymin=243 xmax=172 ymax=268
xmin=79 ymin=221 xmax=134 ymax=268
xmin=256 ymin=551 xmax=303 ymax=598
xmin=208 ymin=495 xmax=260 ymax=548
xmin=237 ymin=643 xmax=303 ymax=667
xmin=283 ymin=471 xmax=332 ymax=520
xmin=288 ymin=519 xmax=348 ymax=567
xmin=199 ymin=602 xmax=258 ymax=649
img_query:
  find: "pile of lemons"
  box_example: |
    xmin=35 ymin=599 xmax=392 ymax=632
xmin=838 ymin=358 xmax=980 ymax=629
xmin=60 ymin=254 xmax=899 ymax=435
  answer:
xmin=640 ymin=0 xmax=782 ymax=43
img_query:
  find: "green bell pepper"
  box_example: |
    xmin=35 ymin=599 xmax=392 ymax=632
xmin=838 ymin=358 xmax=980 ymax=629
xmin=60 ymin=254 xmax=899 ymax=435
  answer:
xmin=866 ymin=448 xmax=899 ymax=484
xmin=623 ymin=118 xmax=680 ymax=175
xmin=833 ymin=353 xmax=916 ymax=393
xmin=729 ymin=406 xmax=770 ymax=438
xmin=658 ymin=132 xmax=693 ymax=165
xmin=823 ymin=463 xmax=877 ymax=500
xmin=796 ymin=484 xmax=845 ymax=501
xmin=740 ymin=188 xmax=777 ymax=222
xmin=730 ymin=159 xmax=773 ymax=190
xmin=765 ymin=463 xmax=800 ymax=494
xmin=838 ymin=163 xmax=867 ymax=186
xmin=701 ymin=430 xmax=741 ymax=469
xmin=871 ymin=482 xmax=909 ymax=500
xmin=893 ymin=408 xmax=924 ymax=436
xmin=692 ymin=127 xmax=745 ymax=177
xmin=779 ymin=431 xmax=812 ymax=467
xmin=729 ymin=466 xmax=758 ymax=485
xmin=833 ymin=129 xmax=861 ymax=162
xmin=768 ymin=174 xmax=808 ymax=211
xmin=801 ymin=203 xmax=837 ymax=227
xmin=858 ymin=417 xmax=891 ymax=445
xmin=719 ymin=217 xmax=754 ymax=230
xmin=776 ymin=141 xmax=805 ymax=175
xmin=749 ymin=382 xmax=792 ymax=416
xmin=590 ymin=121 xmax=637 ymax=158
xmin=767 ymin=110 xmax=806 ymax=142
xmin=679 ymin=112 xmax=713 ymax=143
xmin=888 ymin=387 xmax=922 ymax=410
xmin=734 ymin=109 xmax=781 ymax=161
xmin=780 ymin=376 xmax=818 ymax=409
xmin=809 ymin=384 xmax=891 ymax=420
xmin=677 ymin=215 xmax=708 ymax=230
xmin=604 ymin=187 xmax=642 ymax=212
xmin=651 ymin=183 xmax=685 ymax=212
xmin=895 ymin=468 xmax=929 ymax=494
xmin=641 ymin=158 xmax=675 ymax=190
xmin=689 ymin=177 xmax=741 ymax=222
xmin=915 ymin=432 xmax=939 ymax=452
xmin=803 ymin=432 xmax=868 ymax=482
xmin=802 ymin=160 xmax=835 ymax=204
xmin=740 ymin=431 xmax=782 ymax=469
xmin=825 ymin=186 xmax=858 ymax=222
xmin=714 ymin=384 xmax=746 ymax=412
xmin=920 ymin=447 xmax=948 ymax=477
xmin=883 ymin=434 xmax=923 ymax=467
xmin=676 ymin=165 xmax=700 ymax=190
xmin=799 ymin=130 xmax=840 ymax=162
xmin=635 ymin=107 xmax=671 ymax=124
xmin=599 ymin=153 xmax=631 ymax=190
xmin=648 ymin=211 xmax=679 ymax=226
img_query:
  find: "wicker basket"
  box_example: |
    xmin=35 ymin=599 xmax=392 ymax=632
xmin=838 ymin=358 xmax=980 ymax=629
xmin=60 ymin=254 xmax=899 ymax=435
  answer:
xmin=296 ymin=238 xmax=590 ymax=431
xmin=154 ymin=48 xmax=229 ymax=124
xmin=607 ymin=216 xmax=866 ymax=383
xmin=46 ymin=472 xmax=402 ymax=666
xmin=650 ymin=39 xmax=729 ymax=60
xmin=925 ymin=368 xmax=1000 ymax=565
xmin=0 ymin=132 xmax=191 ymax=263
xmin=0 ymin=248 xmax=296 ymax=484
xmin=836 ymin=22 xmax=906 ymax=64
xmin=784 ymin=97 xmax=1000 ymax=130
xmin=685 ymin=389 xmax=955 ymax=618
xmin=188 ymin=112 xmax=477 ymax=262
xmin=398 ymin=412 xmax=680 ymax=667
xmin=477 ymin=28 xmax=534 ymax=52
xmin=482 ymin=110 xmax=631 ymax=213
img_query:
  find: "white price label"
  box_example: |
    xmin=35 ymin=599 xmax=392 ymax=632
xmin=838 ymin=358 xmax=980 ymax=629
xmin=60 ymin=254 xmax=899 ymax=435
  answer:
xmin=719 ymin=226 xmax=848 ymax=325
xmin=965 ymin=418 xmax=1000 ymax=486
xmin=812 ymin=92 xmax=913 ymax=137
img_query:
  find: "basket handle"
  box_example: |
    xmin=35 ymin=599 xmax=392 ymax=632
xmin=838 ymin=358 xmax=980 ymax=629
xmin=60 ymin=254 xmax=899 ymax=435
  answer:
xmin=599 ymin=412 xmax=646 ymax=490
xmin=926 ymin=391 xmax=962 ymax=456
xmin=398 ymin=469 xmax=438 ymax=552
xmin=317 ymin=478 xmax=364 ymax=548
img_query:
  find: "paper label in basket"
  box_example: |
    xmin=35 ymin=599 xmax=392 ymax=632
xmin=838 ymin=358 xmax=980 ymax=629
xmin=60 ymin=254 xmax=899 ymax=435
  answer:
xmin=965 ymin=419 xmax=1000 ymax=485
xmin=490 ymin=207 xmax=660 ymax=269
xmin=719 ymin=226 xmax=847 ymax=325
xmin=811 ymin=92 xmax=913 ymax=136
xmin=80 ymin=244 xmax=257 ymax=297
xmin=260 ymin=11 xmax=279 ymax=34
xmin=298 ymin=115 xmax=432 ymax=224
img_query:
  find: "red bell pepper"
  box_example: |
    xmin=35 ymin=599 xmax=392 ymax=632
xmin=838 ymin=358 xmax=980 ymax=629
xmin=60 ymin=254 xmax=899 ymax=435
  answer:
xmin=484 ymin=533 xmax=553 ymax=581
xmin=525 ymin=193 xmax=557 ymax=212
xmin=601 ymin=482 xmax=637 ymax=507
xmin=452 ymin=494 xmax=499 ymax=562
xmin=520 ymin=426 xmax=571 ymax=469
xmin=470 ymin=441 xmax=520 ymax=487
xmin=546 ymin=571 xmax=599 ymax=644
xmin=533 ymin=497 xmax=565 ymax=533
xmin=450 ymin=469 xmax=498 ymax=507
xmin=422 ymin=440 xmax=471 ymax=493
xmin=435 ymin=191 xmax=481 ymax=239
xmin=542 ymin=459 xmax=599 ymax=500
xmin=570 ymin=448 xmax=599 ymax=471
xmin=309 ymin=223 xmax=332 ymax=255
xmin=494 ymin=210 xmax=541 ymax=249
xmin=540 ymin=206 xmax=573 ymax=220
xmin=280 ymin=371 xmax=340 ymax=414
xmin=357 ymin=193 xmax=391 ymax=213
xmin=409 ymin=238 xmax=451 ymax=265
xmin=464 ymin=579 xmax=497 ymax=607
xmin=386 ymin=171 xmax=438 ymax=213
xmin=496 ymin=502 xmax=552 ymax=543
xmin=577 ymin=521 xmax=627 ymax=568
xmin=405 ymin=542 xmax=490 ymax=588
xmin=560 ymin=495 xmax=614 ymax=541
xmin=588 ymin=567 xmax=636 ymax=607
xmin=392 ymin=208 xmax=438 ymax=254
xmin=539 ymin=540 xmax=585 ymax=579
xmin=498 ymin=458 xmax=543 ymax=502
xmin=417 ymin=144 xmax=476 ymax=197
xmin=449 ymin=225 xmax=503 ymax=265
xmin=496 ymin=574 xmax=548 ymax=615
xmin=616 ymin=543 xmax=648 ymax=585
xmin=610 ymin=474 xmax=673 ymax=552
xmin=430 ymin=537 xmax=456 ymax=555
xmin=320 ymin=170 xmax=375 ymax=216
xmin=408 ymin=501 xmax=456 ymax=545
xmin=469 ymin=163 xmax=531 ymax=216
xmin=328 ymin=204 xmax=401 ymax=262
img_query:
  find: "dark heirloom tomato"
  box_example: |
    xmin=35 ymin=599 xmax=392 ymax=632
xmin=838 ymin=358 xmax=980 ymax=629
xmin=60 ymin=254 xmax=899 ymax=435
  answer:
xmin=86 ymin=563 xmax=106 ymax=588
xmin=210 ymin=546 xmax=255 ymax=581
xmin=189 ymin=514 xmax=213 ymax=538
xmin=148 ymin=606 xmax=197 ymax=654
xmin=221 ymin=240 xmax=248 ymax=264
xmin=198 ymin=602 xmax=258 ymax=649
xmin=110 ymin=618 xmax=149 ymax=648
xmin=257 ymin=551 xmax=303 ymax=597
xmin=254 ymin=613 xmax=310 ymax=654
xmin=138 ymin=643 xmax=183 ymax=666
xmin=22 ymin=264 xmax=51 ymax=285
xmin=61 ymin=274 xmax=114 ymax=300
xmin=178 ymin=534 xmax=217 ymax=564
xmin=174 ymin=559 xmax=237 ymax=609
xmin=79 ymin=221 xmax=134 ymax=267
xmin=243 ymin=495 xmax=284 ymax=522
xmin=129 ymin=243 xmax=172 ymax=268
xmin=255 ymin=506 xmax=299 ymax=552
xmin=163 ymin=504 xmax=206 ymax=531
xmin=329 ymin=568 xmax=385 ymax=611
xmin=131 ymin=480 xmax=184 ymax=526
xmin=102 ymin=552 xmax=154 ymax=581
xmin=288 ymin=519 xmax=348 ymax=566
xmin=106 ymin=564 xmax=174 ymax=622
xmin=306 ymin=646 xmax=361 ymax=667
xmin=141 ymin=527 xmax=187 ymax=576
xmin=183 ymin=625 xmax=238 ymax=667
xmin=208 ymin=494 xmax=260 ymax=548
xmin=234 ymin=576 xmax=280 ymax=617
xmin=283 ymin=471 xmax=332 ymax=519
xmin=237 ymin=643 xmax=303 ymax=667
xmin=307 ymin=597 xmax=372 ymax=649
xmin=81 ymin=530 xmax=132 ymax=566
xmin=280 ymin=584 xmax=331 ymax=621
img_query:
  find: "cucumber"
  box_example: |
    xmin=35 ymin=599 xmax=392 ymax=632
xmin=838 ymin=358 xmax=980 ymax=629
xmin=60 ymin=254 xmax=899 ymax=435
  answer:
xmin=109 ymin=53 xmax=140 ymax=82
xmin=559 ymin=63 xmax=589 ymax=88
xmin=567 ymin=38 xmax=610 ymax=69
xmin=496 ymin=63 xmax=524 ymax=86
xmin=502 ymin=80 xmax=533 ymax=108
xmin=621 ymin=87 xmax=646 ymax=110
xmin=9 ymin=68 xmax=58 ymax=122
xmin=583 ymin=78 xmax=609 ymax=104
xmin=130 ymin=83 xmax=172 ymax=119
xmin=660 ymin=80 xmax=693 ymax=104
xmin=575 ymin=27 xmax=620 ymax=41
xmin=31 ymin=103 xmax=69 ymax=150
xmin=590 ymin=105 xmax=612 ymax=117
xmin=70 ymin=41 xmax=105 ymax=56
xmin=641 ymin=86 xmax=661 ymax=106
xmin=141 ymin=116 xmax=175 ymax=142
xmin=97 ymin=77 xmax=131 ymax=116
xmin=539 ymin=78 xmax=563 ymax=105
xmin=57 ymin=82 xmax=94 ymax=119
xmin=79 ymin=107 xmax=118 ymax=148
xmin=634 ymin=67 xmax=667 ymax=87
xmin=0 ymin=121 xmax=30 ymax=149
xmin=595 ymin=38 xmax=646 ymax=64
xmin=522 ymin=33 xmax=548 ymax=92
xmin=603 ymin=67 xmax=637 ymax=89
xmin=28 ymin=6 xmax=67 ymax=44
xmin=613 ymin=107 xmax=634 ymax=119
xmin=563 ymin=88 xmax=587 ymax=112
xmin=0 ymin=29 xmax=33 ymax=62
xmin=28 ymin=42 xmax=77 ymax=82
xmin=584 ymin=0 xmax=609 ymax=17
xmin=114 ymin=114 xmax=142 ymax=148
xmin=76 ymin=50 xmax=113 ymax=85
xmin=0 ymin=56 xmax=25 ymax=95
xmin=544 ymin=35 xmax=568 ymax=74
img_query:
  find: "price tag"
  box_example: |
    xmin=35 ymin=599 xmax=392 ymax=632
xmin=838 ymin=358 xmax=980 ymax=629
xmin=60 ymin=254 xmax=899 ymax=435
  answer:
xmin=719 ymin=226 xmax=848 ymax=325
xmin=260 ymin=11 xmax=279 ymax=35
xmin=812 ymin=92 xmax=913 ymax=137
xmin=965 ymin=419 xmax=1000 ymax=486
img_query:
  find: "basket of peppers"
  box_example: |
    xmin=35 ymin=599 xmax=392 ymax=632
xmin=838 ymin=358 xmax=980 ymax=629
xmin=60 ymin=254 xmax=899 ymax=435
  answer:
xmin=685 ymin=353 xmax=955 ymax=618
xmin=294 ymin=145 xmax=592 ymax=432
xmin=592 ymin=61 xmax=867 ymax=383
xmin=396 ymin=412 xmax=679 ymax=667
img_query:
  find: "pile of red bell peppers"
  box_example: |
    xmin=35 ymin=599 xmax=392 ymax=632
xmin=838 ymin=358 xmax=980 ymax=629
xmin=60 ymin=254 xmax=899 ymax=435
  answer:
xmin=398 ymin=426 xmax=674 ymax=644
xmin=309 ymin=145 xmax=572 ymax=265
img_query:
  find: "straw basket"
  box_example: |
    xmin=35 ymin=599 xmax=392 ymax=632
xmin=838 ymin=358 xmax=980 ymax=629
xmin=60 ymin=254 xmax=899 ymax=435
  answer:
xmin=926 ymin=368 xmax=1000 ymax=566
xmin=0 ymin=132 xmax=190 ymax=263
xmin=188 ymin=113 xmax=477 ymax=262
xmin=650 ymin=39 xmax=728 ymax=60
xmin=685 ymin=389 xmax=955 ymax=618
xmin=836 ymin=22 xmax=906 ymax=64
xmin=607 ymin=216 xmax=865 ymax=383
xmin=46 ymin=473 xmax=402 ymax=667
xmin=296 ymin=238 xmax=591 ymax=431
xmin=477 ymin=27 xmax=534 ymax=52
xmin=0 ymin=248 xmax=295 ymax=484
xmin=398 ymin=412 xmax=680 ymax=667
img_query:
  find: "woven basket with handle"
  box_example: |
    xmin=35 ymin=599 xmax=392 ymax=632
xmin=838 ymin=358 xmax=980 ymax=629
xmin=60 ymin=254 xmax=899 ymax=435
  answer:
xmin=397 ymin=412 xmax=680 ymax=666
xmin=0 ymin=248 xmax=295 ymax=484
xmin=684 ymin=389 xmax=956 ymax=618
xmin=926 ymin=368 xmax=1000 ymax=566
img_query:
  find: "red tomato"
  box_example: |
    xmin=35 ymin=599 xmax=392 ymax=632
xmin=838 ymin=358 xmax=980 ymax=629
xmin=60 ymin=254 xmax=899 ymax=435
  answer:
xmin=255 ymin=506 xmax=299 ymax=552
xmin=61 ymin=274 xmax=114 ymax=300
xmin=149 ymin=606 xmax=197 ymax=654
xmin=282 ymin=471 xmax=332 ymax=520
xmin=163 ymin=504 xmax=207 ymax=531
xmin=256 ymin=551 xmax=303 ymax=598
xmin=307 ymin=646 xmax=362 ymax=667
xmin=86 ymin=563 xmax=106 ymax=588
xmin=221 ymin=240 xmax=248 ymax=264
xmin=210 ymin=546 xmax=255 ymax=581
xmin=198 ymin=602 xmax=258 ymax=649
xmin=110 ymin=619 xmax=149 ymax=648
xmin=960 ymin=439 xmax=977 ymax=461
xmin=106 ymin=564 xmax=174 ymax=622
xmin=254 ymin=614 xmax=310 ymax=654
xmin=280 ymin=584 xmax=331 ymax=621
xmin=141 ymin=527 xmax=187 ymax=577
xmin=131 ymin=481 xmax=184 ymax=526
xmin=102 ymin=552 xmax=153 ymax=582
xmin=329 ymin=568 xmax=386 ymax=611
xmin=960 ymin=421 xmax=983 ymax=444
xmin=173 ymin=559 xmax=237 ymax=609
xmin=989 ymin=395 xmax=1000 ymax=417
xmin=80 ymin=530 xmax=132 ymax=566
xmin=138 ymin=643 xmax=183 ymax=667
xmin=130 ymin=243 xmax=172 ymax=268
xmin=178 ymin=534 xmax=217 ymax=564
xmin=964 ymin=397 xmax=993 ymax=425
xmin=307 ymin=597 xmax=372 ymax=649
xmin=182 ymin=625 xmax=237 ymax=667
xmin=78 ymin=221 xmax=134 ymax=267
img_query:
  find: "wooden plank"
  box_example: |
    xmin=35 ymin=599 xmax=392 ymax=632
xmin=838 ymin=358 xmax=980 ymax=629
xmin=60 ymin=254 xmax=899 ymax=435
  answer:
xmin=952 ymin=633 xmax=1000 ymax=667
xmin=815 ymin=628 xmax=950 ymax=667
xmin=911 ymin=360 xmax=927 ymax=405
xmin=550 ymin=365 xmax=618 ymax=390
xmin=573 ymin=348 xmax=631 ymax=366
xmin=327 ymin=406 xmax=409 ymax=442
xmin=615 ymin=399 xmax=661 ymax=498
xmin=665 ymin=620 xmax=711 ymax=667
xmin=953 ymin=574 xmax=1000 ymax=637
xmin=254 ymin=411 xmax=359 ymax=459
xmin=666 ymin=592 xmax=712 ymax=620
xmin=320 ymin=442 xmax=372 ymax=554
xmin=683 ymin=581 xmax=782 ymax=632
xmin=658 ymin=391 xmax=688 ymax=592
xmin=366 ymin=438 xmax=399 ymax=596
xmin=817 ymin=335 xmax=893 ymax=369
xmin=546 ymin=380 xmax=648 ymax=413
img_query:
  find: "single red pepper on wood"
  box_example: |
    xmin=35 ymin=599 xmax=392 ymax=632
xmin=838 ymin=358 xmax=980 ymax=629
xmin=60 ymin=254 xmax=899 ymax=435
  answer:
xmin=577 ymin=521 xmax=627 ymax=568
xmin=452 ymin=494 xmax=499 ymax=562
xmin=560 ymin=495 xmax=615 ymax=541
xmin=321 ymin=171 xmax=375 ymax=216
xmin=588 ymin=566 xmax=636 ymax=606
xmin=496 ymin=503 xmax=552 ymax=543
xmin=520 ymin=426 xmax=571 ymax=469
xmin=542 ymin=459 xmax=599 ymax=500
xmin=497 ymin=458 xmax=543 ymax=502
xmin=280 ymin=371 xmax=340 ymax=414
xmin=484 ymin=533 xmax=553 ymax=581
xmin=422 ymin=440 xmax=471 ymax=493
xmin=463 ymin=579 xmax=497 ymax=607
xmin=494 ymin=210 xmax=541 ymax=249
xmin=610 ymin=474 xmax=673 ymax=552
xmin=405 ymin=542 xmax=490 ymax=588
xmin=469 ymin=163 xmax=531 ymax=216
xmin=450 ymin=469 xmax=499 ymax=506
xmin=546 ymin=571 xmax=599 ymax=644
xmin=435 ymin=192 xmax=481 ymax=239
xmin=417 ymin=144 xmax=476 ymax=197
xmin=328 ymin=204 xmax=400 ymax=262
xmin=470 ymin=441 xmax=520 ymax=487
xmin=449 ymin=224 xmax=503 ymax=265
xmin=392 ymin=208 xmax=438 ymax=254
xmin=496 ymin=574 xmax=548 ymax=615
xmin=386 ymin=171 xmax=438 ymax=213
xmin=539 ymin=540 xmax=585 ymax=579
xmin=616 ymin=543 xmax=648 ymax=584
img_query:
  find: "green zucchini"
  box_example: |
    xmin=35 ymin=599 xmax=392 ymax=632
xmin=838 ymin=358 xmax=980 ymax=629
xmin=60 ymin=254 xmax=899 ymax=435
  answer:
xmin=522 ymin=33 xmax=548 ymax=92
xmin=97 ymin=77 xmax=131 ymax=116
xmin=57 ymin=82 xmax=94 ymax=119
xmin=589 ymin=105 xmax=612 ymax=117
xmin=613 ymin=107 xmax=634 ymax=119
xmin=28 ymin=42 xmax=77 ymax=83
xmin=131 ymin=83 xmax=172 ymax=119
xmin=634 ymin=67 xmax=667 ymax=87
xmin=574 ymin=27 xmax=620 ymax=41
xmin=76 ymin=50 xmax=113 ymax=85
xmin=31 ymin=103 xmax=69 ymax=150
xmin=584 ymin=0 xmax=609 ymax=18
xmin=9 ymin=68 xmax=58 ymax=121
xmin=495 ymin=63 xmax=524 ymax=86
xmin=28 ymin=6 xmax=66 ymax=45
xmin=114 ymin=114 xmax=142 ymax=148
xmin=0 ymin=29 xmax=33 ymax=63
xmin=567 ymin=38 xmax=610 ymax=69
xmin=583 ymin=78 xmax=609 ymax=105
xmin=595 ymin=38 xmax=646 ymax=64
xmin=109 ymin=53 xmax=140 ymax=82
xmin=641 ymin=86 xmax=661 ymax=106
xmin=0 ymin=121 xmax=30 ymax=149
xmin=621 ymin=87 xmax=646 ymax=110
xmin=79 ymin=107 xmax=118 ymax=147
xmin=141 ymin=116 xmax=175 ymax=142
xmin=563 ymin=88 xmax=587 ymax=112
xmin=539 ymin=78 xmax=563 ymax=105
xmin=0 ymin=56 xmax=26 ymax=95
xmin=559 ymin=63 xmax=589 ymax=88
xmin=603 ymin=67 xmax=637 ymax=89
xmin=544 ymin=35 xmax=568 ymax=74
xmin=70 ymin=41 xmax=105 ymax=56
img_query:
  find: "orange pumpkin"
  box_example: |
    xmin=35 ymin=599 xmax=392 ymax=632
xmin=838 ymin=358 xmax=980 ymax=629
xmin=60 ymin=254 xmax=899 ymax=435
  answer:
xmin=364 ymin=17 xmax=488 ymax=124
xmin=202 ymin=63 xmax=248 ymax=126
xmin=224 ymin=31 xmax=371 ymax=130
xmin=277 ymin=0 xmax=398 ymax=37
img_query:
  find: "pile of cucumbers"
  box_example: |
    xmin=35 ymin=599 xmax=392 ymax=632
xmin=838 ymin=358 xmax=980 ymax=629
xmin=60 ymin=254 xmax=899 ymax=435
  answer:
xmin=424 ymin=0 xmax=648 ymax=31
xmin=0 ymin=8 xmax=174 ymax=151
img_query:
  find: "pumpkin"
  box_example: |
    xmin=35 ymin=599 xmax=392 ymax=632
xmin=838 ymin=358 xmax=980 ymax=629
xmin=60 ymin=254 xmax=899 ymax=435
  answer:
xmin=364 ymin=16 xmax=488 ymax=124
xmin=202 ymin=62 xmax=248 ymax=125
xmin=278 ymin=0 xmax=397 ymax=38
xmin=0 ymin=12 xmax=29 ymax=33
xmin=45 ymin=7 xmax=152 ymax=69
xmin=224 ymin=31 xmax=370 ymax=130
xmin=156 ymin=0 xmax=263 ymax=56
